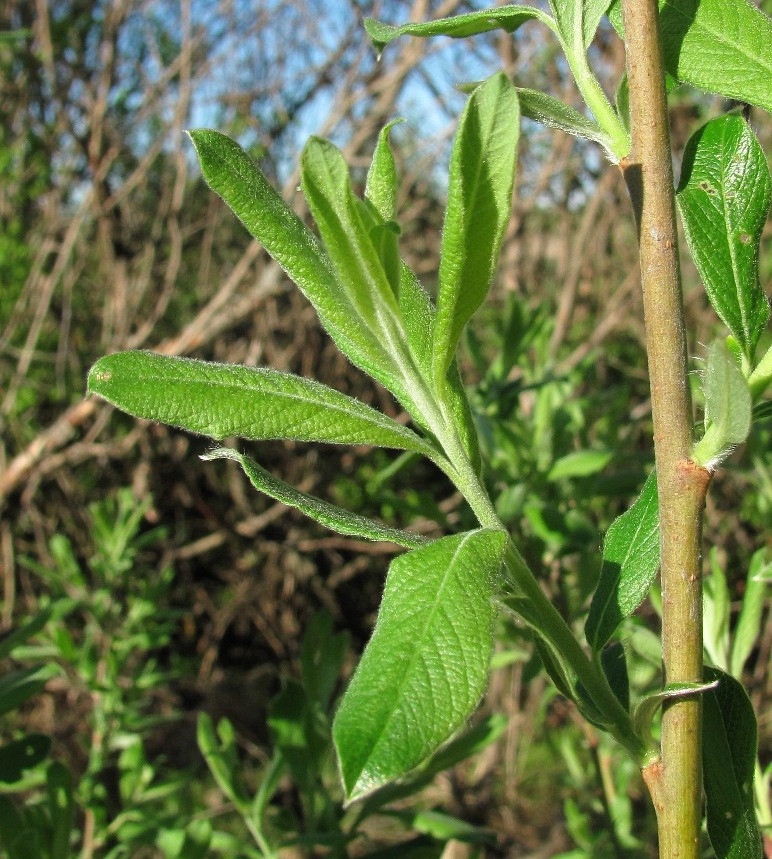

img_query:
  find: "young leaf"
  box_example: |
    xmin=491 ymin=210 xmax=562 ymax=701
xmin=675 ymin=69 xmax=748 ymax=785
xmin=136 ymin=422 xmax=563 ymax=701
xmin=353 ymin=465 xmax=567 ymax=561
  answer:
xmin=365 ymin=119 xmax=403 ymax=223
xmin=585 ymin=470 xmax=659 ymax=653
xmin=702 ymin=667 xmax=763 ymax=859
xmin=88 ymin=351 xmax=436 ymax=456
xmin=516 ymin=87 xmax=612 ymax=148
xmin=187 ymin=130 xmax=408 ymax=403
xmin=608 ymin=0 xmax=772 ymax=113
xmin=203 ymin=447 xmax=429 ymax=548
xmin=748 ymin=342 xmax=772 ymax=399
xmin=394 ymin=264 xmax=482 ymax=472
xmin=300 ymin=136 xmax=400 ymax=323
xmin=677 ymin=116 xmax=771 ymax=362
xmin=332 ymin=529 xmax=507 ymax=800
xmin=433 ymin=73 xmax=519 ymax=384
xmin=693 ymin=341 xmax=752 ymax=468
xmin=363 ymin=7 xmax=556 ymax=55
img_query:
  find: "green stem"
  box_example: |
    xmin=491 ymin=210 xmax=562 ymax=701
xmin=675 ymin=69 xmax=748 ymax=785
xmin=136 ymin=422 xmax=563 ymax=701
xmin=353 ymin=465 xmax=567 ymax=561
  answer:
xmin=566 ymin=48 xmax=629 ymax=158
xmin=440 ymin=421 xmax=647 ymax=762
xmin=619 ymin=1 xmax=711 ymax=855
xmin=502 ymin=542 xmax=646 ymax=761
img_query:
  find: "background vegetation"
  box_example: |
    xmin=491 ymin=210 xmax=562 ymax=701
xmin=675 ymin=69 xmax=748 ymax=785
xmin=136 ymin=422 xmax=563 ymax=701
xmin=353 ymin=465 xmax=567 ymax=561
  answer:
xmin=1 ymin=0 xmax=769 ymax=855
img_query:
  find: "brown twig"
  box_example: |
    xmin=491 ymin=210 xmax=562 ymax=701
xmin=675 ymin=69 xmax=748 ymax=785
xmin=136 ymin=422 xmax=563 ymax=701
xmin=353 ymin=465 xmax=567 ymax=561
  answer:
xmin=620 ymin=1 xmax=711 ymax=855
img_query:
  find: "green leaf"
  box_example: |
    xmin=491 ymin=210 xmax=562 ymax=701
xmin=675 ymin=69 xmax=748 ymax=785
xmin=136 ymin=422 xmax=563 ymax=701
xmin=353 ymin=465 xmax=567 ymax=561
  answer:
xmin=397 ymin=265 xmax=482 ymax=472
xmin=188 ymin=129 xmax=408 ymax=402
xmin=366 ymin=120 xmax=403 ymax=223
xmin=358 ymin=714 xmax=507 ymax=815
xmin=88 ymin=351 xmax=435 ymax=457
xmin=405 ymin=809 xmax=495 ymax=843
xmin=300 ymin=136 xmax=399 ymax=320
xmin=197 ymin=713 xmax=249 ymax=811
xmin=267 ymin=680 xmax=323 ymax=793
xmin=661 ymin=0 xmax=772 ymax=113
xmin=693 ymin=341 xmax=752 ymax=468
xmin=516 ymin=87 xmax=611 ymax=147
xmin=632 ymin=680 xmax=719 ymax=742
xmin=46 ymin=761 xmax=75 ymax=859
xmin=702 ymin=667 xmax=763 ymax=859
xmin=600 ymin=641 xmax=629 ymax=712
xmin=0 ymin=610 xmax=51 ymax=661
xmin=729 ymin=549 xmax=770 ymax=678
xmin=300 ymin=612 xmax=350 ymax=711
xmin=549 ymin=0 xmax=609 ymax=48
xmin=0 ymin=666 xmax=53 ymax=718
xmin=0 ymin=735 xmax=50 ymax=783
xmin=608 ymin=0 xmax=772 ymax=112
xmin=433 ymin=73 xmax=519 ymax=383
xmin=585 ymin=471 xmax=659 ymax=653
xmin=748 ymin=342 xmax=772 ymax=399
xmin=546 ymin=449 xmax=613 ymax=481
xmin=203 ymin=447 xmax=429 ymax=548
xmin=677 ymin=116 xmax=771 ymax=362
xmin=333 ymin=529 xmax=507 ymax=800
xmin=363 ymin=7 xmax=555 ymax=55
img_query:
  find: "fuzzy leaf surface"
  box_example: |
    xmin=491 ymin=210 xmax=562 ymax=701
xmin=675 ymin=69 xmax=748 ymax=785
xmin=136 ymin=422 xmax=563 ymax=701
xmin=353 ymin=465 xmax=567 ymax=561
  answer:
xmin=188 ymin=129 xmax=405 ymax=399
xmin=693 ymin=341 xmax=752 ymax=467
xmin=300 ymin=136 xmax=399 ymax=322
xmin=365 ymin=120 xmax=402 ymax=223
xmin=702 ymin=666 xmax=763 ymax=859
xmin=585 ymin=470 xmax=659 ymax=652
xmin=364 ymin=7 xmax=555 ymax=54
xmin=677 ymin=116 xmax=771 ymax=361
xmin=748 ymin=342 xmax=772 ymax=398
xmin=88 ymin=351 xmax=435 ymax=455
xmin=434 ymin=73 xmax=519 ymax=382
xmin=333 ymin=529 xmax=506 ymax=800
xmin=203 ymin=448 xmax=428 ymax=548
xmin=549 ymin=0 xmax=609 ymax=48
xmin=517 ymin=88 xmax=611 ymax=147
xmin=608 ymin=0 xmax=772 ymax=112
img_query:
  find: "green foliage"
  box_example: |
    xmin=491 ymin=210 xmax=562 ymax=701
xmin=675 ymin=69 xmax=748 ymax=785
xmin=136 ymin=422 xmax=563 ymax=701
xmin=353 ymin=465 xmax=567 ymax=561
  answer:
xmin=693 ymin=340 xmax=753 ymax=468
xmin=608 ymin=0 xmax=772 ymax=112
xmin=196 ymin=611 xmax=504 ymax=855
xmin=585 ymin=471 xmax=659 ymax=653
xmin=433 ymin=72 xmax=519 ymax=384
xmin=0 ymin=610 xmax=73 ymax=859
xmin=88 ymin=351 xmax=436 ymax=456
xmin=202 ymin=447 xmax=428 ymax=548
xmin=11 ymin=489 xmax=195 ymax=857
xmin=677 ymin=115 xmax=771 ymax=366
xmin=702 ymin=668 xmax=763 ymax=858
xmin=82 ymin=1 xmax=772 ymax=854
xmin=333 ymin=530 xmax=506 ymax=800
